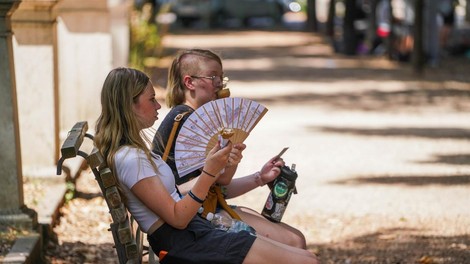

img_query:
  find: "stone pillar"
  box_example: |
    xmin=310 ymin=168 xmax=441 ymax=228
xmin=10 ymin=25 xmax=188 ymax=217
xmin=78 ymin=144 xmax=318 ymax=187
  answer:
xmin=0 ymin=0 xmax=37 ymax=229
xmin=109 ymin=0 xmax=131 ymax=68
xmin=11 ymin=0 xmax=61 ymax=178
xmin=56 ymin=0 xmax=114 ymax=133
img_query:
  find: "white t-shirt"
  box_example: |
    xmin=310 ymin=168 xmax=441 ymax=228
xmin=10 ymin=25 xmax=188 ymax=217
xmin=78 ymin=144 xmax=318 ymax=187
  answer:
xmin=114 ymin=146 xmax=181 ymax=233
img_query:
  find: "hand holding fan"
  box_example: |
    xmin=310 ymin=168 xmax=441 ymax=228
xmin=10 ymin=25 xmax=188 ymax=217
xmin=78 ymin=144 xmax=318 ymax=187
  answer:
xmin=174 ymin=97 xmax=268 ymax=177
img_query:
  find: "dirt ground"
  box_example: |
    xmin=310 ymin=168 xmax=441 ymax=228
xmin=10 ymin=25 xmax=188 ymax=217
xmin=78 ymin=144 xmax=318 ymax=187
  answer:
xmin=43 ymin=27 xmax=470 ymax=264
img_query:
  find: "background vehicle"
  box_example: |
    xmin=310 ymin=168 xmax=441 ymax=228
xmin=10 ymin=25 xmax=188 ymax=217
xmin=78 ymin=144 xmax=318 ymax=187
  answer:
xmin=170 ymin=0 xmax=285 ymax=27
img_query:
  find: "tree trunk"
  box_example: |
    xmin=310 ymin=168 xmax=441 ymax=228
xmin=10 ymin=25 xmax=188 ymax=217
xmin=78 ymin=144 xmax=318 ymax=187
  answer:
xmin=412 ymin=0 xmax=425 ymax=74
xmin=306 ymin=0 xmax=318 ymax=32
xmin=343 ymin=0 xmax=358 ymax=55
xmin=387 ymin=0 xmax=395 ymax=60
xmin=467 ymin=0 xmax=470 ymax=22
xmin=367 ymin=0 xmax=378 ymax=53
xmin=326 ymin=0 xmax=336 ymax=37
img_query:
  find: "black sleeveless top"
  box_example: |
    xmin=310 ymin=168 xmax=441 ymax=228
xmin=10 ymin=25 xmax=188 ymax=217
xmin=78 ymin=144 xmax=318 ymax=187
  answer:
xmin=152 ymin=105 xmax=201 ymax=185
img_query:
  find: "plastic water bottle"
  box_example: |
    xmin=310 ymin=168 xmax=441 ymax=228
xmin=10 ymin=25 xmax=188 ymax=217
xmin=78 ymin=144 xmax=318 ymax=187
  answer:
xmin=261 ymin=163 xmax=298 ymax=222
xmin=206 ymin=212 xmax=232 ymax=231
xmin=206 ymin=212 xmax=256 ymax=234
xmin=228 ymin=219 xmax=256 ymax=234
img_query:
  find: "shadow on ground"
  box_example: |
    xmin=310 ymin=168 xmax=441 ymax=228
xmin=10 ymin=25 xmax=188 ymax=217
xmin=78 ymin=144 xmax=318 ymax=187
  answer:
xmin=150 ymin=29 xmax=470 ymax=89
xmin=255 ymin=88 xmax=470 ymax=112
xmin=310 ymin=228 xmax=470 ymax=264
xmin=331 ymin=174 xmax=470 ymax=186
xmin=311 ymin=126 xmax=470 ymax=140
xmin=45 ymin=241 xmax=117 ymax=263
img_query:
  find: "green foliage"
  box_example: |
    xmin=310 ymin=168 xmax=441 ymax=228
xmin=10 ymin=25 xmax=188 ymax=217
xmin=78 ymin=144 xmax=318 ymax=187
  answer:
xmin=298 ymin=0 xmax=308 ymax=12
xmin=64 ymin=181 xmax=75 ymax=203
xmin=129 ymin=3 xmax=161 ymax=72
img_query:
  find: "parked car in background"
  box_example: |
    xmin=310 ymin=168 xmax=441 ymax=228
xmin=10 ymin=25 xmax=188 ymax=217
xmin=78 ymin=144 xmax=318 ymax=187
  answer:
xmin=170 ymin=0 xmax=285 ymax=27
xmin=278 ymin=0 xmax=303 ymax=13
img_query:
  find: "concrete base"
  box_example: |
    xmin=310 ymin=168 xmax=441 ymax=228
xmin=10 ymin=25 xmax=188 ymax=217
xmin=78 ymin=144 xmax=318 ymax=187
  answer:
xmin=3 ymin=234 xmax=43 ymax=264
xmin=1 ymin=160 xmax=84 ymax=263
xmin=0 ymin=208 xmax=42 ymax=263
xmin=0 ymin=207 xmax=37 ymax=231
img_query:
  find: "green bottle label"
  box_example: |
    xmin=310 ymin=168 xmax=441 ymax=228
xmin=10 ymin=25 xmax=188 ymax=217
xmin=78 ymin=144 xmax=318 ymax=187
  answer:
xmin=273 ymin=181 xmax=288 ymax=198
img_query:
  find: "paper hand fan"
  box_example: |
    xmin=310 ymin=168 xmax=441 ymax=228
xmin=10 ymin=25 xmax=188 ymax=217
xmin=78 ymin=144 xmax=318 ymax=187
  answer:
xmin=174 ymin=97 xmax=268 ymax=177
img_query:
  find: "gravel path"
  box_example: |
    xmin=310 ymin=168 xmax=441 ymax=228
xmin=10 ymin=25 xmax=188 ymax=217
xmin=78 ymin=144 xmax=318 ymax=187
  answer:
xmin=44 ymin=29 xmax=470 ymax=263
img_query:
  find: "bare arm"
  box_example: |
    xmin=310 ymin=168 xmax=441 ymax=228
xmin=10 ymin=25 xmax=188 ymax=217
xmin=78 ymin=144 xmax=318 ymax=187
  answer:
xmin=131 ymin=142 xmax=232 ymax=229
xmin=223 ymin=156 xmax=284 ymax=199
xmin=176 ymin=177 xmax=198 ymax=196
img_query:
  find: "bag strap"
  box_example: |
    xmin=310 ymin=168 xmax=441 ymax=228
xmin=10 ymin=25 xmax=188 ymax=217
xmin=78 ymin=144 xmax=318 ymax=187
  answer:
xmin=162 ymin=110 xmax=242 ymax=221
xmin=199 ymin=185 xmax=241 ymax=221
xmin=162 ymin=111 xmax=190 ymax=162
xmin=214 ymin=185 xmax=242 ymax=220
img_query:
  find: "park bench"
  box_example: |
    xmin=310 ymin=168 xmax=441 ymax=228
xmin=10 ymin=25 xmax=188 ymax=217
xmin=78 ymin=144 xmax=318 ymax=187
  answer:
xmin=56 ymin=121 xmax=159 ymax=264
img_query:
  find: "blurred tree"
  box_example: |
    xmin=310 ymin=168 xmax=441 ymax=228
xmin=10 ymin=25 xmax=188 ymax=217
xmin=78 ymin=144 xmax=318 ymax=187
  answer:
xmin=326 ymin=0 xmax=335 ymax=37
xmin=412 ymin=0 xmax=424 ymax=74
xmin=366 ymin=0 xmax=378 ymax=53
xmin=134 ymin=0 xmax=160 ymax=24
xmin=343 ymin=0 xmax=358 ymax=55
xmin=306 ymin=0 xmax=318 ymax=31
xmin=466 ymin=0 xmax=470 ymax=22
xmin=129 ymin=2 xmax=161 ymax=72
xmin=386 ymin=0 xmax=395 ymax=59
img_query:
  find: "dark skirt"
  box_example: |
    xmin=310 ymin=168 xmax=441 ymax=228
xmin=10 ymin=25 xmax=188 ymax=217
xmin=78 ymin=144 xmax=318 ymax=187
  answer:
xmin=148 ymin=215 xmax=256 ymax=264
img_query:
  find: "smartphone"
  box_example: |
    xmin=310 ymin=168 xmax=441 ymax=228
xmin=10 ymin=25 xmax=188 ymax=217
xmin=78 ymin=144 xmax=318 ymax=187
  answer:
xmin=274 ymin=147 xmax=289 ymax=160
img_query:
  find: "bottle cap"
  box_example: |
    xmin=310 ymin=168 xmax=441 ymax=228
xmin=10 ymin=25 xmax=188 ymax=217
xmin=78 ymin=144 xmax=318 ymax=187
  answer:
xmin=206 ymin=212 xmax=214 ymax=221
xmin=281 ymin=165 xmax=298 ymax=181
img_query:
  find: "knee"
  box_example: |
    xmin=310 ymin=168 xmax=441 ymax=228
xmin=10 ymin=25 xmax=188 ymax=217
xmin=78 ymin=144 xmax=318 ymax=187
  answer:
xmin=289 ymin=231 xmax=307 ymax=249
xmin=310 ymin=255 xmax=320 ymax=264
xmin=279 ymin=224 xmax=307 ymax=249
xmin=269 ymin=227 xmax=307 ymax=249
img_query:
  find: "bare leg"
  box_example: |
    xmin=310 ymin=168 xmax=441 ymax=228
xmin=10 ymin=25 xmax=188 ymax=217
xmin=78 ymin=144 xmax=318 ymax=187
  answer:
xmin=243 ymin=235 xmax=318 ymax=264
xmin=234 ymin=206 xmax=307 ymax=249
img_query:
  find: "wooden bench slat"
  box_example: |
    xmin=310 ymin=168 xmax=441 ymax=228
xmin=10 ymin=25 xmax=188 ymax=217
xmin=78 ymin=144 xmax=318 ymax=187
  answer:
xmin=87 ymin=148 xmax=104 ymax=169
xmin=110 ymin=204 xmax=128 ymax=223
xmin=60 ymin=121 xmax=88 ymax=159
xmin=118 ymin=224 xmax=133 ymax=245
xmin=99 ymin=167 xmax=117 ymax=189
xmin=106 ymin=186 xmax=122 ymax=209
xmin=125 ymin=243 xmax=139 ymax=262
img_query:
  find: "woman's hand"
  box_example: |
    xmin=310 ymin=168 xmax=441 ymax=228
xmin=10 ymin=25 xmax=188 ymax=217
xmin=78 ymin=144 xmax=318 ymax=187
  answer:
xmin=259 ymin=156 xmax=285 ymax=185
xmin=203 ymin=140 xmax=233 ymax=178
xmin=227 ymin=143 xmax=246 ymax=167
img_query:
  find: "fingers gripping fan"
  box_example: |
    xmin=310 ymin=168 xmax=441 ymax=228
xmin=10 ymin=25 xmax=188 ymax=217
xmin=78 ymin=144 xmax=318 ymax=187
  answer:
xmin=174 ymin=97 xmax=268 ymax=177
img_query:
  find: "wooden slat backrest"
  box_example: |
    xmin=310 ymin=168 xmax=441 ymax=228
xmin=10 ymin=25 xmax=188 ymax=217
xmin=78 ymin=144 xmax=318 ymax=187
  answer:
xmin=57 ymin=121 xmax=157 ymax=264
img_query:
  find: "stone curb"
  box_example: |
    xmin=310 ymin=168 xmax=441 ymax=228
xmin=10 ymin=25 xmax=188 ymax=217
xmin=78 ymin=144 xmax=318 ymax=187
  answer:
xmin=3 ymin=234 xmax=41 ymax=264
xmin=3 ymin=159 xmax=83 ymax=263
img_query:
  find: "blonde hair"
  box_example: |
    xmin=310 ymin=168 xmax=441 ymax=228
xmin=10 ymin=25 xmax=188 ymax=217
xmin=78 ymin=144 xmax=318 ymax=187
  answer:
xmin=94 ymin=67 xmax=157 ymax=200
xmin=166 ymin=49 xmax=222 ymax=108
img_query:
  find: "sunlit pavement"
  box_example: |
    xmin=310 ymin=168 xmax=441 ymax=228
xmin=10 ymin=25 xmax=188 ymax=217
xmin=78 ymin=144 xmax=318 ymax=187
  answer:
xmin=40 ymin=25 xmax=470 ymax=263
xmin=150 ymin=25 xmax=470 ymax=261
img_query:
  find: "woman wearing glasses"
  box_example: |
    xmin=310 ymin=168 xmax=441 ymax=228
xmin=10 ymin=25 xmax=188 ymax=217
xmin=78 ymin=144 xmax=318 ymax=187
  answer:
xmin=152 ymin=49 xmax=308 ymax=249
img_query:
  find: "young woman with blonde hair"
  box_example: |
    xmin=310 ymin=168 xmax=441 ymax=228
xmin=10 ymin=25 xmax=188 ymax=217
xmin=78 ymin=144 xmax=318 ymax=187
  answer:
xmin=94 ymin=67 xmax=318 ymax=263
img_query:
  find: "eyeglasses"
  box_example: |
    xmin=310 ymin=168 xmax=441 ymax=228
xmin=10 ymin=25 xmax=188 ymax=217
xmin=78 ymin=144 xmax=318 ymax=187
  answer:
xmin=191 ymin=75 xmax=229 ymax=88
